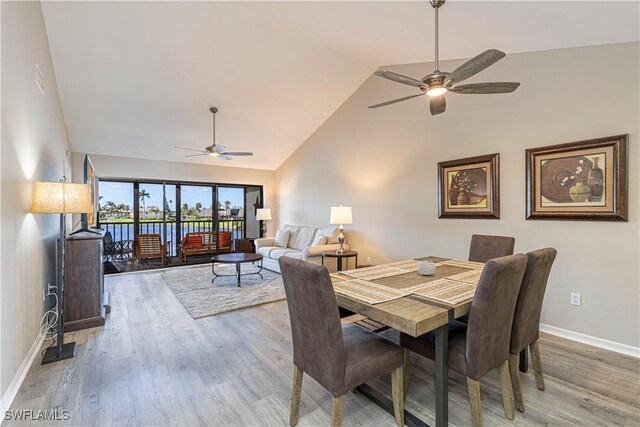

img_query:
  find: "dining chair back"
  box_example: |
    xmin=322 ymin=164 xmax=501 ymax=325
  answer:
xmin=468 ymin=234 xmax=515 ymax=263
xmin=279 ymin=257 xmax=406 ymax=427
xmin=508 ymin=248 xmax=557 ymax=412
xmin=466 ymin=254 xmax=528 ymax=380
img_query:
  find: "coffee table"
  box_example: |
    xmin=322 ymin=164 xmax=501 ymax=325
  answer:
xmin=211 ymin=253 xmax=264 ymax=287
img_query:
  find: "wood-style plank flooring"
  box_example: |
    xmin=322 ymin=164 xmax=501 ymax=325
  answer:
xmin=7 ymin=269 xmax=640 ymax=426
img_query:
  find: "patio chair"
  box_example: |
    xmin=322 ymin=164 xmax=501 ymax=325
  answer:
xmin=103 ymin=231 xmax=134 ymax=262
xmin=135 ymin=233 xmax=170 ymax=266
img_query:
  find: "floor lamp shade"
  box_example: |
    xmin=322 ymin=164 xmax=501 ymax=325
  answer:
xmin=256 ymin=208 xmax=272 ymax=221
xmin=31 ymin=182 xmax=92 ymax=214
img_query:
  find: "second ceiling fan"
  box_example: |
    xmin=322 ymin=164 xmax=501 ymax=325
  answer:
xmin=370 ymin=0 xmax=520 ymax=115
xmin=175 ymin=107 xmax=253 ymax=160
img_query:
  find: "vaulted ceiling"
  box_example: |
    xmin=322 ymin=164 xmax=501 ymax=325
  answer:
xmin=42 ymin=1 xmax=639 ymax=170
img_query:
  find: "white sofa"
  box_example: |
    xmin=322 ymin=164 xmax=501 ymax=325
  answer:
xmin=254 ymin=224 xmax=349 ymax=273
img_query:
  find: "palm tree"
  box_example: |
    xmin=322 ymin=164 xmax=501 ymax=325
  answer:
xmin=139 ymin=189 xmax=150 ymax=219
xmin=195 ymin=202 xmax=202 ymax=212
xmin=117 ymin=203 xmax=128 ymax=219
xmin=103 ymin=201 xmax=116 ymax=220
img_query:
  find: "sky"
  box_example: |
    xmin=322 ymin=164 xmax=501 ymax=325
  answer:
xmin=99 ymin=181 xmax=245 ymax=210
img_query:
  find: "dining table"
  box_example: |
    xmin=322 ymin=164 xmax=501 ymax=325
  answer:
xmin=330 ymin=256 xmax=486 ymax=427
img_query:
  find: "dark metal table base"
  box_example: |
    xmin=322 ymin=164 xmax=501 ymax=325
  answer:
xmin=212 ymin=260 xmax=263 ymax=287
xmin=355 ymin=322 xmax=449 ymax=427
xmin=355 ymin=384 xmax=430 ymax=427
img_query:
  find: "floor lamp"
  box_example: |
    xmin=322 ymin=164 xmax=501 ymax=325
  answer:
xmin=31 ymin=181 xmax=92 ymax=364
xmin=256 ymin=208 xmax=272 ymax=238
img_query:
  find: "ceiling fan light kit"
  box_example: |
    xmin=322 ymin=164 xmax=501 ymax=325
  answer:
xmin=370 ymin=0 xmax=520 ymax=115
xmin=174 ymin=106 xmax=254 ymax=160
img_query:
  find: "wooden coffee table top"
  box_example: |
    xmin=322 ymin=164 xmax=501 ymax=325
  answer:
xmin=211 ymin=253 xmax=263 ymax=263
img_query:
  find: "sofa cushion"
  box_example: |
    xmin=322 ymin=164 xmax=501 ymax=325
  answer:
xmin=282 ymin=225 xmax=302 ymax=247
xmin=283 ymin=251 xmax=303 ymax=260
xmin=274 ymin=230 xmax=291 ymax=248
xmin=257 ymin=246 xmax=279 ymax=258
xmin=311 ymin=234 xmax=328 ymax=246
xmin=290 ymin=226 xmax=317 ymax=250
xmin=316 ymin=227 xmax=340 ymax=244
xmin=269 ymin=248 xmax=301 ymax=260
xmin=184 ymin=235 xmax=203 ymax=248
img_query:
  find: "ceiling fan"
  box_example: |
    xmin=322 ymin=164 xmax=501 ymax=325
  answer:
xmin=175 ymin=107 xmax=253 ymax=160
xmin=370 ymin=0 xmax=520 ymax=115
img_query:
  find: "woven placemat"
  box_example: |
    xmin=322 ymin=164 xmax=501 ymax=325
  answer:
xmin=409 ymin=279 xmax=476 ymax=305
xmin=333 ymin=279 xmax=412 ymax=304
xmin=438 ymin=259 xmax=485 ymax=270
xmin=385 ymin=259 xmax=419 ymax=272
xmin=340 ymin=265 xmax=410 ymax=281
xmin=446 ymin=270 xmax=484 ymax=285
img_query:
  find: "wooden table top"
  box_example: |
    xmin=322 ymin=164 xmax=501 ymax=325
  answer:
xmin=330 ymin=256 xmax=477 ymax=337
xmin=211 ymin=253 xmax=263 ymax=263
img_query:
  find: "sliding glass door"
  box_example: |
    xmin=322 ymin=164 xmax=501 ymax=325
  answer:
xmin=98 ymin=178 xmax=263 ymax=273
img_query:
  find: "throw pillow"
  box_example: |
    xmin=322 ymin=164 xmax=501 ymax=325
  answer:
xmin=311 ymin=234 xmax=328 ymax=246
xmin=274 ymin=230 xmax=291 ymax=248
xmin=316 ymin=227 xmax=340 ymax=244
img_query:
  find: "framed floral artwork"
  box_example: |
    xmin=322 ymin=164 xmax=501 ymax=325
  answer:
xmin=438 ymin=153 xmax=500 ymax=219
xmin=525 ymin=134 xmax=628 ymax=221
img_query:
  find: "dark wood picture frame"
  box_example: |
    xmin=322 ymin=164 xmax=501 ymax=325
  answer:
xmin=438 ymin=153 xmax=500 ymax=219
xmin=525 ymin=134 xmax=628 ymax=221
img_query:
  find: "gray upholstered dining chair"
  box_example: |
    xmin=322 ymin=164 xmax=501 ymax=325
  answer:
xmin=278 ymin=257 xmax=405 ymax=427
xmin=508 ymin=248 xmax=557 ymax=413
xmin=468 ymin=234 xmax=516 ymax=263
xmin=399 ymin=254 xmax=528 ymax=427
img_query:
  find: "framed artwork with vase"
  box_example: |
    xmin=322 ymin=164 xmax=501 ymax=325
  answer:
xmin=525 ymin=134 xmax=628 ymax=221
xmin=438 ymin=153 xmax=500 ymax=219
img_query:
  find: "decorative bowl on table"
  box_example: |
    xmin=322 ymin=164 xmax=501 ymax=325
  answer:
xmin=417 ymin=261 xmax=437 ymax=276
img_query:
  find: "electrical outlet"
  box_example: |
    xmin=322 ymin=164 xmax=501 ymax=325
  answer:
xmin=570 ymin=292 xmax=581 ymax=306
xmin=367 ymin=257 xmax=372 ymax=265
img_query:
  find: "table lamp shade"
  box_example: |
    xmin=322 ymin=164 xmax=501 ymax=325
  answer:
xmin=330 ymin=206 xmax=353 ymax=225
xmin=256 ymin=208 xmax=272 ymax=221
xmin=30 ymin=182 xmax=92 ymax=214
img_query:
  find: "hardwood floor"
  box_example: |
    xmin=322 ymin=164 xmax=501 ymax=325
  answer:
xmin=7 ymin=269 xmax=640 ymax=426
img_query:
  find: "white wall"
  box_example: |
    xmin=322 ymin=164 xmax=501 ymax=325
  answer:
xmin=71 ymin=152 xmax=276 ymax=235
xmin=275 ymin=42 xmax=640 ymax=348
xmin=1 ymin=1 xmax=72 ymax=397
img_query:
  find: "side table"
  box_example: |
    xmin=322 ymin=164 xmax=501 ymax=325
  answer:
xmin=235 ymin=238 xmax=256 ymax=253
xmin=321 ymin=250 xmax=358 ymax=272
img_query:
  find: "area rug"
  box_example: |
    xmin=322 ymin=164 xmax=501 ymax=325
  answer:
xmin=161 ymin=264 xmax=285 ymax=319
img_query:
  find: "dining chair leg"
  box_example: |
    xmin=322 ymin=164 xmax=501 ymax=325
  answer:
xmin=331 ymin=395 xmax=345 ymax=427
xmin=530 ymin=340 xmax=545 ymax=391
xmin=402 ymin=349 xmax=410 ymax=401
xmin=466 ymin=377 xmax=483 ymax=427
xmin=290 ymin=365 xmax=303 ymax=426
xmin=499 ymin=360 xmax=515 ymax=421
xmin=390 ymin=365 xmax=405 ymax=427
xmin=508 ymin=354 xmax=525 ymax=413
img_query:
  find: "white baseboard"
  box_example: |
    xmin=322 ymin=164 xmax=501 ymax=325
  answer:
xmin=540 ymin=323 xmax=640 ymax=359
xmin=0 ymin=336 xmax=44 ymax=424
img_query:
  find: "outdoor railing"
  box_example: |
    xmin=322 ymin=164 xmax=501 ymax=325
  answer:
xmin=99 ymin=218 xmax=246 ymax=257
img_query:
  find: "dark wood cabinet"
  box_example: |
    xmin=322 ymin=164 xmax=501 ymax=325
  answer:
xmin=65 ymin=230 xmax=107 ymax=332
xmin=235 ymin=238 xmax=256 ymax=253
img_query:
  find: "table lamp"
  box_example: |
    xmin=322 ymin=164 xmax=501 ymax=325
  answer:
xmin=330 ymin=206 xmax=352 ymax=254
xmin=31 ymin=181 xmax=92 ymax=364
xmin=256 ymin=208 xmax=272 ymax=238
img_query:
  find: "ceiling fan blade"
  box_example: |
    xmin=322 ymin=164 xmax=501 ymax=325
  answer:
xmin=185 ymin=154 xmax=209 ymax=158
xmin=175 ymin=146 xmax=206 ymax=153
xmin=374 ymin=70 xmax=424 ymax=88
xmin=450 ymin=82 xmax=520 ymax=94
xmin=369 ymin=93 xmax=425 ymax=109
xmin=429 ymin=95 xmax=446 ymax=115
xmin=219 ymin=155 xmax=232 ymax=161
xmin=444 ymin=49 xmax=506 ymax=86
xmin=223 ymin=152 xmax=253 ymax=156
